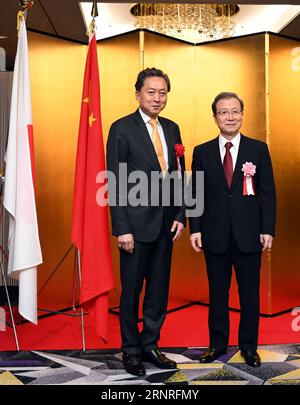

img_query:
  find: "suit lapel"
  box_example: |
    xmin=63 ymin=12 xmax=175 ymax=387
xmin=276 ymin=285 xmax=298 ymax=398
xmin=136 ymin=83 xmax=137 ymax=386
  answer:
xmin=231 ymin=134 xmax=251 ymax=191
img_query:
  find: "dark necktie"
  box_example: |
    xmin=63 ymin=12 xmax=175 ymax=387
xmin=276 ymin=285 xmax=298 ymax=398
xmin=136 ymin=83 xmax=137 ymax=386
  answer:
xmin=223 ymin=142 xmax=233 ymax=187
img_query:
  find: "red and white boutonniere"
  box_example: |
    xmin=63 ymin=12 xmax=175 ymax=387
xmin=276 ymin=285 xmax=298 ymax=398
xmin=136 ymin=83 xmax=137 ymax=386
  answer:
xmin=241 ymin=162 xmax=256 ymax=195
xmin=175 ymin=143 xmax=185 ymax=177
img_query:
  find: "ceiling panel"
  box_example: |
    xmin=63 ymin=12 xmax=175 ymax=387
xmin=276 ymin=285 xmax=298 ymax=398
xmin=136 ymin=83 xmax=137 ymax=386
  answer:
xmin=280 ymin=13 xmax=300 ymax=39
xmin=37 ymin=0 xmax=87 ymax=42
xmin=1 ymin=0 xmax=300 ymax=71
xmin=0 ymin=0 xmax=19 ymax=70
xmin=26 ymin=0 xmax=56 ymax=35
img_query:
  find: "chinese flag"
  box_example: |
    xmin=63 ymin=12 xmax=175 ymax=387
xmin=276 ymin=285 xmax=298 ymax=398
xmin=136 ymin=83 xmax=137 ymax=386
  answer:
xmin=71 ymin=34 xmax=114 ymax=342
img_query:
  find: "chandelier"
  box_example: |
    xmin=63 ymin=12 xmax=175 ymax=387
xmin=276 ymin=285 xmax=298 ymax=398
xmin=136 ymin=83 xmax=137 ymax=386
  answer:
xmin=130 ymin=3 xmax=239 ymax=43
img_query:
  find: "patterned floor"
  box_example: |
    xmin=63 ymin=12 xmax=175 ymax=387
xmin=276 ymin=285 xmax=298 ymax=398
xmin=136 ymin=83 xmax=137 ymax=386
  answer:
xmin=0 ymin=344 xmax=300 ymax=385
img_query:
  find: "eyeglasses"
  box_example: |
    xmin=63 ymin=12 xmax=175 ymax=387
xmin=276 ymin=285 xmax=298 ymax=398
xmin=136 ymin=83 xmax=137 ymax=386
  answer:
xmin=216 ymin=109 xmax=242 ymax=118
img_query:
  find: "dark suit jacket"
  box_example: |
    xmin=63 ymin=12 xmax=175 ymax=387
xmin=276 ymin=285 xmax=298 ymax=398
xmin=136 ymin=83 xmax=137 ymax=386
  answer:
xmin=189 ymin=134 xmax=276 ymax=254
xmin=107 ymin=109 xmax=185 ymax=243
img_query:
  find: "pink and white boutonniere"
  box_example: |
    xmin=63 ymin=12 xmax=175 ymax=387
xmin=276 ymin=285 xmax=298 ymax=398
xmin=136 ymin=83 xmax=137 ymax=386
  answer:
xmin=175 ymin=143 xmax=185 ymax=177
xmin=241 ymin=162 xmax=256 ymax=195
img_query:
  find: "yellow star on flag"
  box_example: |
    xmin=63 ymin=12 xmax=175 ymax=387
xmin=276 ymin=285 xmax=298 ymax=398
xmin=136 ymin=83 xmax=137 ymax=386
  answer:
xmin=89 ymin=112 xmax=97 ymax=127
xmin=83 ymin=97 xmax=89 ymax=103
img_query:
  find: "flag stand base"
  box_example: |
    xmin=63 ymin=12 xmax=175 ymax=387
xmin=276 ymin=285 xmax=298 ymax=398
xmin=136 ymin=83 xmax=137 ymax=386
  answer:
xmin=0 ymin=257 xmax=20 ymax=350
xmin=0 ymin=174 xmax=20 ymax=350
xmin=35 ymin=245 xmax=87 ymax=352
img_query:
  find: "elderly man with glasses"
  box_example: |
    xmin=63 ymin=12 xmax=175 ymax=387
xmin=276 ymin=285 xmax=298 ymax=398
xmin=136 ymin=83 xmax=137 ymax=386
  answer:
xmin=190 ymin=92 xmax=276 ymax=367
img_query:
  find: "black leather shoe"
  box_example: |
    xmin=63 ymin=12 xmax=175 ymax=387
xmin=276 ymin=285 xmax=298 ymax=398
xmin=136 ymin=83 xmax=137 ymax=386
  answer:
xmin=141 ymin=349 xmax=177 ymax=369
xmin=123 ymin=353 xmax=146 ymax=376
xmin=199 ymin=348 xmax=227 ymax=363
xmin=241 ymin=350 xmax=261 ymax=367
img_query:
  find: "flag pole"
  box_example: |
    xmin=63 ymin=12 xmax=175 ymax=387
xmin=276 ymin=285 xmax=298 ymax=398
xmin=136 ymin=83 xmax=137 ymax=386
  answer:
xmin=17 ymin=1 xmax=34 ymax=25
xmin=91 ymin=0 xmax=98 ymax=19
xmin=0 ymin=0 xmax=35 ymax=352
xmin=72 ymin=0 xmax=114 ymax=345
xmin=88 ymin=0 xmax=98 ymax=37
xmin=0 ymin=253 xmax=20 ymax=351
xmin=76 ymin=248 xmax=86 ymax=352
xmin=74 ymin=0 xmax=99 ymax=353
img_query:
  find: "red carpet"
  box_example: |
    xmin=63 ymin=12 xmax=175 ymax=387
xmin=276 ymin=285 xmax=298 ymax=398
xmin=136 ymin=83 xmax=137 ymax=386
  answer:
xmin=1 ymin=305 xmax=299 ymax=351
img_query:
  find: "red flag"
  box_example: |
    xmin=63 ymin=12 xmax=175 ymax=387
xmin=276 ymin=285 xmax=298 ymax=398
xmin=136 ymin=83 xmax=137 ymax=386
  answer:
xmin=71 ymin=34 xmax=114 ymax=342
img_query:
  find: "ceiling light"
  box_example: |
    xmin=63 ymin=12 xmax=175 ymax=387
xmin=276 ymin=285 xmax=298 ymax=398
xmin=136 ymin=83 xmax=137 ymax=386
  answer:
xmin=130 ymin=3 xmax=239 ymax=43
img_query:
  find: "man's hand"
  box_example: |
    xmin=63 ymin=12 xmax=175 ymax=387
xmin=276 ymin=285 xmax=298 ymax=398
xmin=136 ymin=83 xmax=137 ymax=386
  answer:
xmin=190 ymin=232 xmax=202 ymax=252
xmin=171 ymin=221 xmax=184 ymax=242
xmin=260 ymin=234 xmax=273 ymax=251
xmin=118 ymin=234 xmax=134 ymax=254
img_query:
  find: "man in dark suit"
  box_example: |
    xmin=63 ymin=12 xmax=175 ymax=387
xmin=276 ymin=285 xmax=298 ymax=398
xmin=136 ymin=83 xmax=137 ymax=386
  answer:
xmin=189 ymin=92 xmax=276 ymax=367
xmin=107 ymin=68 xmax=185 ymax=376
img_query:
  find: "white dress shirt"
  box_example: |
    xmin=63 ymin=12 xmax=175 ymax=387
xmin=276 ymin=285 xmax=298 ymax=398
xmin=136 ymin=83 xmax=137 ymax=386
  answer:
xmin=219 ymin=133 xmax=241 ymax=170
xmin=139 ymin=108 xmax=169 ymax=170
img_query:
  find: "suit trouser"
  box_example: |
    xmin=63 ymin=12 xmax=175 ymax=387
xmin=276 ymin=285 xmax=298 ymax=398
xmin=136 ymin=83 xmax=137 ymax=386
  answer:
xmin=119 ymin=221 xmax=173 ymax=355
xmin=204 ymin=231 xmax=262 ymax=352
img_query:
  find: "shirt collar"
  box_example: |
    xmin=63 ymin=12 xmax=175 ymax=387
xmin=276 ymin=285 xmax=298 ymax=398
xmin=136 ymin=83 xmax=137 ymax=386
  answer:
xmin=139 ymin=108 xmax=160 ymax=126
xmin=219 ymin=132 xmax=241 ymax=149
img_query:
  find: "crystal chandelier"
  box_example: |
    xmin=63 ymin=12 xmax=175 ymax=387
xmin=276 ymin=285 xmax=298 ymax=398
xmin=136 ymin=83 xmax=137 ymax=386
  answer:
xmin=130 ymin=3 xmax=239 ymax=43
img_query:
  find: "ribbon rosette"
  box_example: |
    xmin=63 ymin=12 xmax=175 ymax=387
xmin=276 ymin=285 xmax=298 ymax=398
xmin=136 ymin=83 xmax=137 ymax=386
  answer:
xmin=241 ymin=162 xmax=256 ymax=195
xmin=175 ymin=143 xmax=185 ymax=158
xmin=175 ymin=143 xmax=185 ymax=177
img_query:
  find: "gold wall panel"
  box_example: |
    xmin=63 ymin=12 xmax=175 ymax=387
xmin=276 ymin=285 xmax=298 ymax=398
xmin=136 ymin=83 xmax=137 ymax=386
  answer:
xmin=29 ymin=32 xmax=85 ymax=309
xmin=195 ymin=36 xmax=266 ymax=144
xmin=98 ymin=34 xmax=140 ymax=146
xmin=269 ymin=35 xmax=300 ymax=313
